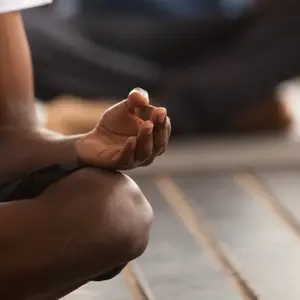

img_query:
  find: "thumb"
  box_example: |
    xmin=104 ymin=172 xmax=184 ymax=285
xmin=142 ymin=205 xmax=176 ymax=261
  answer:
xmin=125 ymin=87 xmax=150 ymax=113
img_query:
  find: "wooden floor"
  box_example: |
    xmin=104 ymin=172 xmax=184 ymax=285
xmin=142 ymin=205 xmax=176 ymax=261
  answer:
xmin=62 ymin=164 xmax=300 ymax=300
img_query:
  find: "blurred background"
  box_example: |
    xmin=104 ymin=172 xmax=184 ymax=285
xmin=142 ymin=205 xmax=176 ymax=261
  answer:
xmin=24 ymin=1 xmax=300 ymax=299
xmin=25 ymin=0 xmax=300 ymax=137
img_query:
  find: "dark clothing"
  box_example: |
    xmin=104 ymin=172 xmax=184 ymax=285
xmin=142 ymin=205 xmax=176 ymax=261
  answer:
xmin=25 ymin=0 xmax=300 ymax=134
xmin=0 ymin=164 xmax=126 ymax=281
xmin=0 ymin=164 xmax=82 ymax=202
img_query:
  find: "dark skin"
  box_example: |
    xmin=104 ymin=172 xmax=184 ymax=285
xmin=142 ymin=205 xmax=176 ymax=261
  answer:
xmin=1 ymin=169 xmax=153 ymax=299
xmin=0 ymin=12 xmax=171 ymax=299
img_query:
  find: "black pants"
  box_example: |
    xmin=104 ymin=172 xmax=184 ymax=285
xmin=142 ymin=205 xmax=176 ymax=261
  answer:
xmin=0 ymin=164 xmax=126 ymax=282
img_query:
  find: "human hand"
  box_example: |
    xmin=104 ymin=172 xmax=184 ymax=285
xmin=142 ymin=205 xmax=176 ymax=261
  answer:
xmin=76 ymin=88 xmax=171 ymax=170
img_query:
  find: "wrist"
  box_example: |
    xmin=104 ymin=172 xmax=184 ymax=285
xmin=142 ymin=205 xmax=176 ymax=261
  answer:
xmin=0 ymin=128 xmax=84 ymax=182
xmin=38 ymin=128 xmax=82 ymax=164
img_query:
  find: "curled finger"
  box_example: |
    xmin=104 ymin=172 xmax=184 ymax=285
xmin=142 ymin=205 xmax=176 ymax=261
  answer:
xmin=112 ymin=137 xmax=137 ymax=170
xmin=135 ymin=121 xmax=154 ymax=166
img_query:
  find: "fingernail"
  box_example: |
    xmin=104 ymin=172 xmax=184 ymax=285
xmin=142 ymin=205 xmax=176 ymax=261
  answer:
xmin=129 ymin=87 xmax=149 ymax=99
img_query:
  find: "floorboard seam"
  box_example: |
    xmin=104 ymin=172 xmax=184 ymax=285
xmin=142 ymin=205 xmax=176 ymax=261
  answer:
xmin=156 ymin=176 xmax=259 ymax=300
xmin=236 ymin=171 xmax=300 ymax=241
xmin=123 ymin=262 xmax=157 ymax=300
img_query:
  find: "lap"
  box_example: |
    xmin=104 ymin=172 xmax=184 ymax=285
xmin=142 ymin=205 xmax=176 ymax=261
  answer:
xmin=0 ymin=164 xmax=128 ymax=281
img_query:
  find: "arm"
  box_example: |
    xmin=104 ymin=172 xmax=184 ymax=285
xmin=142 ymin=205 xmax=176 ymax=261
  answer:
xmin=0 ymin=12 xmax=35 ymax=129
xmin=0 ymin=12 xmax=80 ymax=181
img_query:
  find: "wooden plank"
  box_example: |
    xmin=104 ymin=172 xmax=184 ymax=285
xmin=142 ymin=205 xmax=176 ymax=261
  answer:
xmin=123 ymin=262 xmax=157 ymax=300
xmin=156 ymin=177 xmax=258 ymax=300
xmin=173 ymin=173 xmax=300 ymax=300
xmin=258 ymin=169 xmax=300 ymax=223
xmin=62 ymin=274 xmax=132 ymax=300
xmin=237 ymin=171 xmax=300 ymax=240
xmin=136 ymin=179 xmax=240 ymax=300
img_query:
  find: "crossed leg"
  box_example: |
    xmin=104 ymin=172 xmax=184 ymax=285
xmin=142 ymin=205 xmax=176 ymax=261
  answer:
xmin=0 ymin=168 xmax=153 ymax=299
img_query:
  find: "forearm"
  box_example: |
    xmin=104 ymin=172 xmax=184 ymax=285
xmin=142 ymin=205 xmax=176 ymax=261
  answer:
xmin=0 ymin=13 xmax=89 ymax=182
xmin=0 ymin=12 xmax=36 ymax=129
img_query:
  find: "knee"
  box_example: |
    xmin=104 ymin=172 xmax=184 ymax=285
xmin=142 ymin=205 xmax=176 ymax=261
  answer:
xmin=63 ymin=168 xmax=154 ymax=264
xmin=98 ymin=171 xmax=154 ymax=262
